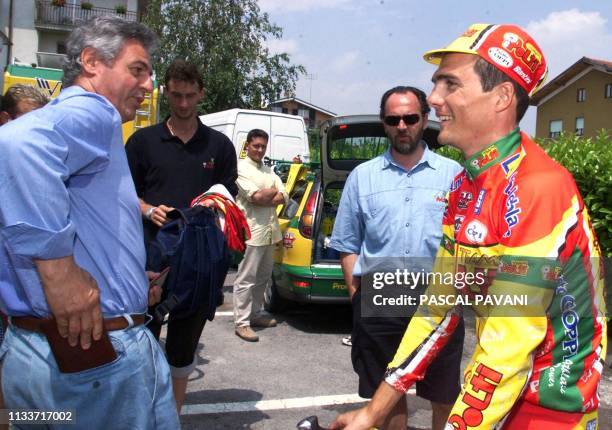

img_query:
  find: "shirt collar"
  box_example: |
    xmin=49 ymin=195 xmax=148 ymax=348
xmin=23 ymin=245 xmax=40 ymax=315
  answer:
xmin=161 ymin=116 xmax=206 ymax=143
xmin=244 ymin=156 xmax=263 ymax=168
xmin=58 ymin=85 xmax=87 ymax=100
xmin=381 ymin=141 xmax=438 ymax=172
xmin=464 ymin=128 xmax=521 ymax=179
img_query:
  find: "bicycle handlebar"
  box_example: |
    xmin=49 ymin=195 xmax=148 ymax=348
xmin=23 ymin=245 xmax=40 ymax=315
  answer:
xmin=297 ymin=415 xmax=329 ymax=430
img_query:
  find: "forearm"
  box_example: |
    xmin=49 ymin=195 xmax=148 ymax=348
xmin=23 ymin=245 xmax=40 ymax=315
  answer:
xmin=270 ymin=192 xmax=285 ymax=206
xmin=34 ymin=255 xmax=99 ymax=310
xmin=329 ymin=379 xmax=404 ymax=429
xmin=34 ymin=255 xmax=100 ymax=319
xmin=35 ymin=255 xmax=80 ymax=287
xmin=250 ymin=188 xmax=279 ymax=205
xmin=339 ymin=253 xmax=360 ymax=297
xmin=137 ymin=198 xmax=173 ymax=226
xmin=34 ymin=255 xmax=102 ymax=348
xmin=138 ymin=198 xmax=155 ymax=217
xmin=385 ymin=306 xmax=461 ymax=392
xmin=366 ymin=382 xmax=405 ymax=427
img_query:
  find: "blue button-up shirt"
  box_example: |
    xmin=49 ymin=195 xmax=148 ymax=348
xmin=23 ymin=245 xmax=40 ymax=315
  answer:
xmin=329 ymin=143 xmax=462 ymax=276
xmin=0 ymin=86 xmax=148 ymax=317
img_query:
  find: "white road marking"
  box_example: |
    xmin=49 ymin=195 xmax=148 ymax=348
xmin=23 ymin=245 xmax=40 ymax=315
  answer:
xmin=181 ymin=390 xmax=416 ymax=415
xmin=214 ymin=311 xmax=234 ymax=316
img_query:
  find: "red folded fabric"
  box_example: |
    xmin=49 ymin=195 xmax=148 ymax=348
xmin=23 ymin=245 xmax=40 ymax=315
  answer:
xmin=191 ymin=192 xmax=251 ymax=253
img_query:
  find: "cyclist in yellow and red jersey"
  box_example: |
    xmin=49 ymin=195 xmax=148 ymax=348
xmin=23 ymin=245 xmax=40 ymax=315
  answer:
xmin=330 ymin=23 xmax=607 ymax=430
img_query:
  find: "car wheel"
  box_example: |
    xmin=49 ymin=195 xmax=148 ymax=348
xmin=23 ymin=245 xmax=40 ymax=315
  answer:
xmin=264 ymin=276 xmax=289 ymax=313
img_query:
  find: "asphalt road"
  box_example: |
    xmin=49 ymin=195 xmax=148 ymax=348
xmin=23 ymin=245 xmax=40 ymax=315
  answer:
xmin=167 ymin=271 xmax=612 ymax=430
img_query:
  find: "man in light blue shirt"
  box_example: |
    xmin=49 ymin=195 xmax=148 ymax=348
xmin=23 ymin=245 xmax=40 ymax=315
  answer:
xmin=0 ymin=17 xmax=178 ymax=429
xmin=329 ymin=86 xmax=464 ymax=430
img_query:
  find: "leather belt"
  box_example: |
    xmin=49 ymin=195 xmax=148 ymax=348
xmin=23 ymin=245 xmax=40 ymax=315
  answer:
xmin=11 ymin=314 xmax=146 ymax=333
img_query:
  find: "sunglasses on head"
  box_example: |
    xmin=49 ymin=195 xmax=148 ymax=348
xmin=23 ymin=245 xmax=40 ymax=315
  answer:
xmin=383 ymin=114 xmax=420 ymax=126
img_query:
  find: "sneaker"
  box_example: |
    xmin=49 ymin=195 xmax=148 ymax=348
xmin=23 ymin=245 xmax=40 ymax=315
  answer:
xmin=341 ymin=335 xmax=352 ymax=347
xmin=235 ymin=326 xmax=259 ymax=342
xmin=251 ymin=315 xmax=277 ymax=328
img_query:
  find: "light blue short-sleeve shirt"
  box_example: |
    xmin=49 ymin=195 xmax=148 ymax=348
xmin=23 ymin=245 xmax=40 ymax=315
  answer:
xmin=329 ymin=143 xmax=462 ymax=276
xmin=0 ymin=86 xmax=148 ymax=317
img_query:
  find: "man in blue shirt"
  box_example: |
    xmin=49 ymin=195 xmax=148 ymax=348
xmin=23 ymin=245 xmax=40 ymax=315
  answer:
xmin=0 ymin=17 xmax=178 ymax=429
xmin=329 ymin=86 xmax=465 ymax=430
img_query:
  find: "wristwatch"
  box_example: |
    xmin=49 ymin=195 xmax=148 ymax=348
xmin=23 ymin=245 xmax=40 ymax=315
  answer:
xmin=145 ymin=206 xmax=156 ymax=220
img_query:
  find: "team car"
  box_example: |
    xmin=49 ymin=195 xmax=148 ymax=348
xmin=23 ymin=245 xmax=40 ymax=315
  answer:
xmin=264 ymin=115 xmax=441 ymax=311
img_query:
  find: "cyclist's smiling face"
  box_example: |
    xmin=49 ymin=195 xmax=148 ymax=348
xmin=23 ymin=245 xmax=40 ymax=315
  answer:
xmin=428 ymin=53 xmax=501 ymax=156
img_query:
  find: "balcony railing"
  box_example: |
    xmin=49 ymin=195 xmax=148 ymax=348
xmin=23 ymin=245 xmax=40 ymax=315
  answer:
xmin=35 ymin=1 xmax=138 ymax=29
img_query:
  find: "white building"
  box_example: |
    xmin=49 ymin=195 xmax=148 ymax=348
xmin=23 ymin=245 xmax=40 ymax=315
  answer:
xmin=1 ymin=0 xmax=145 ymax=92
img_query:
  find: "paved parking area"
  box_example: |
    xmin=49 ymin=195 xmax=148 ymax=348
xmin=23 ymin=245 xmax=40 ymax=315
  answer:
xmin=171 ymin=271 xmax=612 ymax=429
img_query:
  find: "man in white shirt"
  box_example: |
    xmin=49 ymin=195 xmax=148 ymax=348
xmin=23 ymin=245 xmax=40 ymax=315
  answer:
xmin=233 ymin=129 xmax=288 ymax=342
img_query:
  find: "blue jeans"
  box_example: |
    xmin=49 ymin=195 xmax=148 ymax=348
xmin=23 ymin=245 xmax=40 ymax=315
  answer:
xmin=0 ymin=322 xmax=179 ymax=430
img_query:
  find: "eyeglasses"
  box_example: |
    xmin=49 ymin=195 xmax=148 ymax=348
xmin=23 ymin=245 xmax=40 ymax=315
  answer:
xmin=383 ymin=114 xmax=420 ymax=126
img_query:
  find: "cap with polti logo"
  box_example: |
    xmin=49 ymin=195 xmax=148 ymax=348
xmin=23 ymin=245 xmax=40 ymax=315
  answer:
xmin=423 ymin=23 xmax=548 ymax=96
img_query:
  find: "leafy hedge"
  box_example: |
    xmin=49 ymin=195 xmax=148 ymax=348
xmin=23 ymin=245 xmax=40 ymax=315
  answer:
xmin=538 ymin=130 xmax=612 ymax=257
xmin=435 ymin=131 xmax=611 ymax=256
xmin=308 ymin=128 xmax=321 ymax=163
xmin=435 ymin=145 xmax=463 ymax=163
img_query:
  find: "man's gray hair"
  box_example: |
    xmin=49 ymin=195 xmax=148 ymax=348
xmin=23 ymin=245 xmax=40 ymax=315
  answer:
xmin=62 ymin=16 xmax=158 ymax=87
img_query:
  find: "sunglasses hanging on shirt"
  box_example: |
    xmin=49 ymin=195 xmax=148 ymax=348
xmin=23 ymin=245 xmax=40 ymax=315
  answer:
xmin=383 ymin=114 xmax=420 ymax=126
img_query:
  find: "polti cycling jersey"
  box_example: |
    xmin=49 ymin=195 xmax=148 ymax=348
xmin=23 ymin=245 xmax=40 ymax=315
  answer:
xmin=385 ymin=129 xmax=607 ymax=429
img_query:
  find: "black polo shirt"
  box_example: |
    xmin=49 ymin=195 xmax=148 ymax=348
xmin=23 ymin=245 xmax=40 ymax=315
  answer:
xmin=125 ymin=117 xmax=238 ymax=242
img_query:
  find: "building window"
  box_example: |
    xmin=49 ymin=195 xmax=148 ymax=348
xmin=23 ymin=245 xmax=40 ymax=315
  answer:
xmin=57 ymin=42 xmax=66 ymax=54
xmin=576 ymin=88 xmax=586 ymax=102
xmin=297 ymin=108 xmax=310 ymax=126
xmin=292 ymin=109 xmax=298 ymax=115
xmin=606 ymin=83 xmax=612 ymax=98
xmin=270 ymin=106 xmax=282 ymax=113
xmin=549 ymin=120 xmax=563 ymax=138
xmin=575 ymin=117 xmax=584 ymax=136
xmin=282 ymin=107 xmax=288 ymax=114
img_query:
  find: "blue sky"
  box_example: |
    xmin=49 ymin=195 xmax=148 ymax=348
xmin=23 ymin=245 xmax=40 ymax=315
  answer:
xmin=258 ymin=0 xmax=612 ymax=135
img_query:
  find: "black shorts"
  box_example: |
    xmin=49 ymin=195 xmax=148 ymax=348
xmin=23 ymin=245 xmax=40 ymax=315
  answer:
xmin=351 ymin=288 xmax=464 ymax=403
xmin=147 ymin=302 xmax=208 ymax=369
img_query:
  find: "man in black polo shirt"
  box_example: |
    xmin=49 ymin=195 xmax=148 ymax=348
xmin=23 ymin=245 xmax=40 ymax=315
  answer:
xmin=125 ymin=59 xmax=237 ymax=413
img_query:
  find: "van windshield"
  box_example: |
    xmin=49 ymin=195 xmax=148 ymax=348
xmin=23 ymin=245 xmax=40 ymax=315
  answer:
xmin=328 ymin=123 xmax=389 ymax=160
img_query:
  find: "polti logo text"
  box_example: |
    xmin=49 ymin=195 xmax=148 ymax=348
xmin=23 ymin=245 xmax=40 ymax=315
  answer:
xmin=448 ymin=364 xmax=503 ymax=429
xmin=501 ymin=32 xmax=543 ymax=73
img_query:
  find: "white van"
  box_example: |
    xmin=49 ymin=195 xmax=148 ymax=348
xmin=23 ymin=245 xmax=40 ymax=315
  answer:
xmin=199 ymin=109 xmax=310 ymax=163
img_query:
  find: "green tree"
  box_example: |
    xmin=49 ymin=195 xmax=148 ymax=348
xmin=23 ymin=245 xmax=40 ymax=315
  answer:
xmin=143 ymin=0 xmax=305 ymax=114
